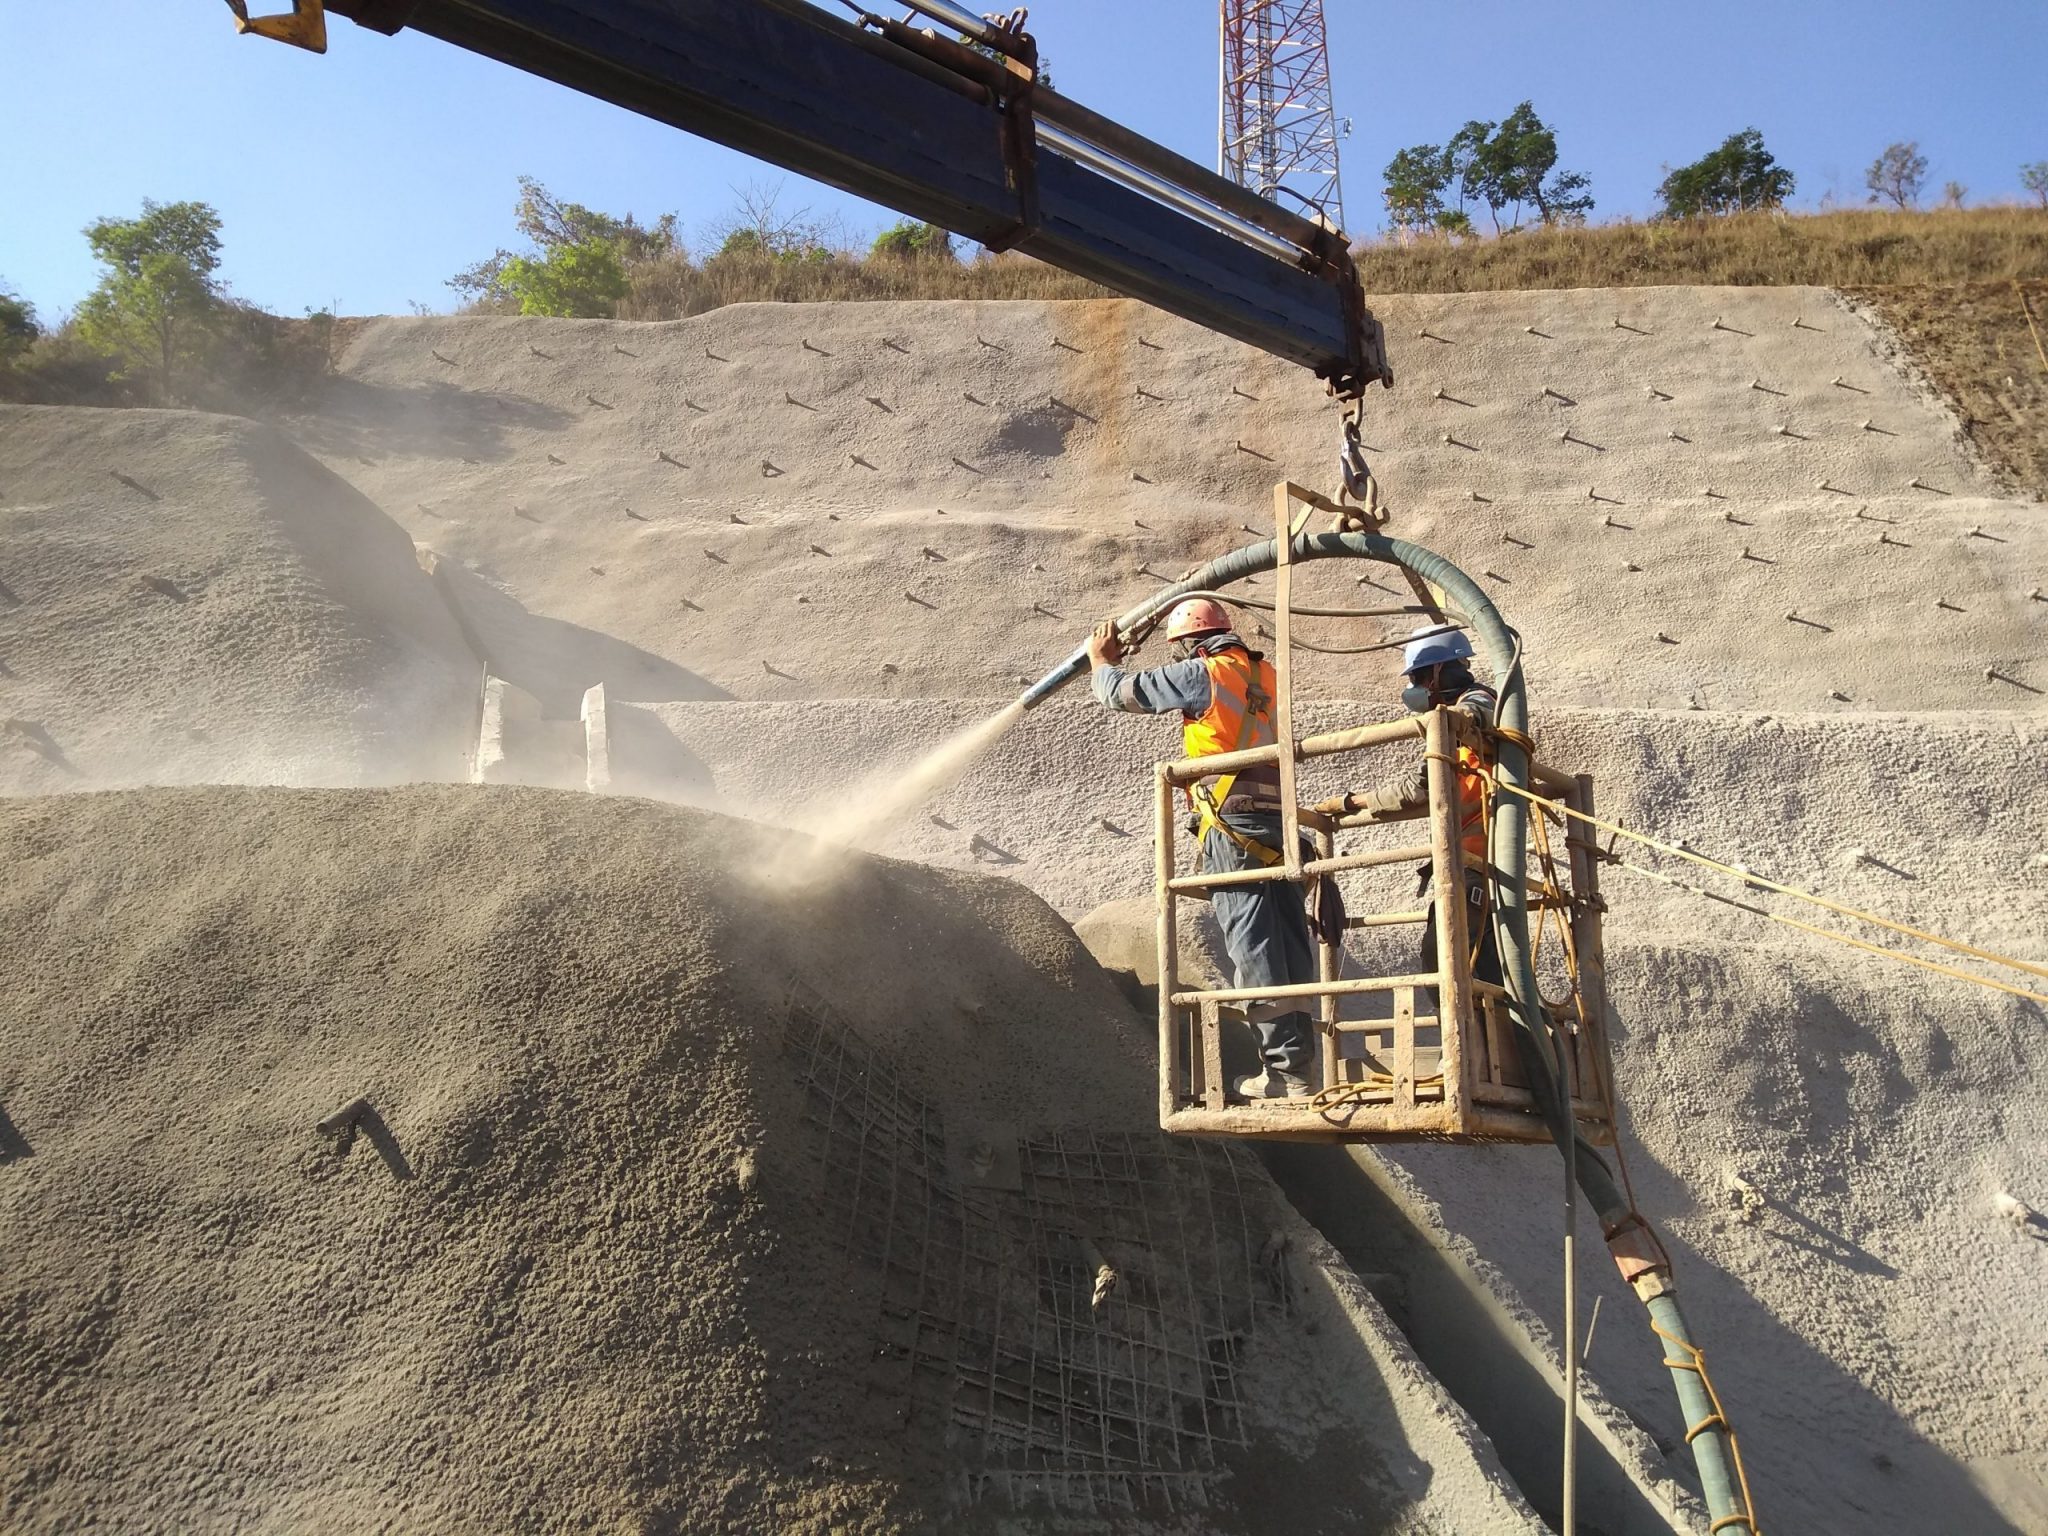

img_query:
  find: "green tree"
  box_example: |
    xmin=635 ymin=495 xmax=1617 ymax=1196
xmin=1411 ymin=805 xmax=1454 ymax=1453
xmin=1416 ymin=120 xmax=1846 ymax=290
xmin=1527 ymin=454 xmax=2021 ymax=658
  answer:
xmin=511 ymin=176 xmax=680 ymax=264
xmin=1446 ymin=118 xmax=1498 ymax=227
xmin=1656 ymin=129 xmax=1795 ymax=218
xmin=0 ymin=285 xmax=37 ymax=365
xmin=1443 ymin=104 xmax=1594 ymax=233
xmin=1390 ymin=108 xmax=1590 ymax=236
xmin=1866 ymin=141 xmax=1928 ymax=209
xmin=493 ymin=237 xmax=630 ymax=318
xmin=2018 ymin=160 xmax=2047 ymax=209
xmin=1491 ymin=101 xmax=1594 ymax=226
xmin=870 ymin=221 xmax=957 ymax=261
xmin=452 ymin=176 xmax=681 ymax=304
xmin=1382 ymin=143 xmax=1453 ymax=235
xmin=74 ymin=199 xmax=224 ymax=401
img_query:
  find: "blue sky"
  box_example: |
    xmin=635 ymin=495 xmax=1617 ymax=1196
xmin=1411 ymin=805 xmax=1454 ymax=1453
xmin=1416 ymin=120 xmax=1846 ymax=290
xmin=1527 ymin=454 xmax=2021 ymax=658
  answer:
xmin=3 ymin=1 xmax=2042 ymax=319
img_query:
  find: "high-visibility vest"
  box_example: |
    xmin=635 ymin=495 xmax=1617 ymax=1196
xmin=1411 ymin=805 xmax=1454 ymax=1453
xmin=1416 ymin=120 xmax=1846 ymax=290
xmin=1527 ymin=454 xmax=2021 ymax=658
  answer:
xmin=1181 ymin=647 xmax=1285 ymax=868
xmin=1455 ymin=742 xmax=1489 ymax=856
xmin=1181 ymin=648 xmax=1278 ymax=787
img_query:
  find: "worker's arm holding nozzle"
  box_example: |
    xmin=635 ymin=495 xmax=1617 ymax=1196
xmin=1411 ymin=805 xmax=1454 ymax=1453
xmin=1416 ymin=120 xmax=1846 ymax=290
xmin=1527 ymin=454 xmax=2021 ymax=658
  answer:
xmin=1088 ymin=619 xmax=1212 ymax=716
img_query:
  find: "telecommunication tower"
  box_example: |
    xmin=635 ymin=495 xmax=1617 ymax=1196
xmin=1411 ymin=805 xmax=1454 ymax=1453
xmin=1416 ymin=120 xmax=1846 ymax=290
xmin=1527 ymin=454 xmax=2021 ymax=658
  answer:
xmin=1219 ymin=0 xmax=1348 ymax=236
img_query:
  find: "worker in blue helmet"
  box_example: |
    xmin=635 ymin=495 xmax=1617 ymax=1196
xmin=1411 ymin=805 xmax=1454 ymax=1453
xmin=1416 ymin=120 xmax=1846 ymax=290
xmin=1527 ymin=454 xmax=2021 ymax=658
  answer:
xmin=1314 ymin=624 xmax=1503 ymax=988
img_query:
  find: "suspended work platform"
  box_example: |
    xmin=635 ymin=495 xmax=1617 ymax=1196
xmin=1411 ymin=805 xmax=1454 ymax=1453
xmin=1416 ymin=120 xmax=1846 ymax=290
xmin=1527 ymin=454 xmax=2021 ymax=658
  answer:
xmin=1155 ymin=486 xmax=1618 ymax=1146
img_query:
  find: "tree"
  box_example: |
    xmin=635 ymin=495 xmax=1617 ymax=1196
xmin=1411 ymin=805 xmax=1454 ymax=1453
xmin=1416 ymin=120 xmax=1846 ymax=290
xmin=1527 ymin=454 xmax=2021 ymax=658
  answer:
xmin=1382 ymin=143 xmax=1454 ymax=235
xmin=494 ymin=238 xmax=629 ymax=317
xmin=510 ymin=176 xmax=680 ymax=265
xmin=707 ymin=182 xmax=838 ymax=263
xmin=1446 ymin=118 xmax=1498 ymax=227
xmin=1938 ymin=181 xmax=1967 ymax=210
xmin=870 ymin=221 xmax=957 ymax=261
xmin=1435 ymin=105 xmax=1591 ymax=233
xmin=2021 ymin=161 xmax=2048 ymax=210
xmin=75 ymin=199 xmax=224 ymax=401
xmin=451 ymin=176 xmax=680 ymax=304
xmin=1655 ymin=129 xmax=1795 ymax=218
xmin=1866 ymin=141 xmax=1928 ymax=209
xmin=1488 ymin=101 xmax=1594 ymax=227
xmin=0 ymin=285 xmax=36 ymax=365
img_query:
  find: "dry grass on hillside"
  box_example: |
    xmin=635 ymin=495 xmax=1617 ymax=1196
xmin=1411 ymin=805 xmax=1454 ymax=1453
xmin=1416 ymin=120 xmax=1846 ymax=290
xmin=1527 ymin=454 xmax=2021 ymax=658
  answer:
xmin=610 ymin=209 xmax=2048 ymax=317
xmin=616 ymin=249 xmax=1105 ymax=320
xmin=1354 ymin=207 xmax=2047 ymax=293
xmin=9 ymin=209 xmax=2040 ymax=495
xmin=1850 ymin=280 xmax=2048 ymax=499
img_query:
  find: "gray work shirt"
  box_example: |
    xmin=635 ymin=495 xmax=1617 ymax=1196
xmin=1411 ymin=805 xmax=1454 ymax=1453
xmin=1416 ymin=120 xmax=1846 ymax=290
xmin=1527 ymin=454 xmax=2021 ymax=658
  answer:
xmin=1091 ymin=635 xmax=1252 ymax=717
xmin=1361 ymin=686 xmax=1499 ymax=816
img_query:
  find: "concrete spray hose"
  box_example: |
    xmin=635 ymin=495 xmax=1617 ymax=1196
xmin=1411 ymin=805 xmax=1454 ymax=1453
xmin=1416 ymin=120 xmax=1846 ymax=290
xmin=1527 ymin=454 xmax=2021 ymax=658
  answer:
xmin=1019 ymin=530 xmax=1759 ymax=1534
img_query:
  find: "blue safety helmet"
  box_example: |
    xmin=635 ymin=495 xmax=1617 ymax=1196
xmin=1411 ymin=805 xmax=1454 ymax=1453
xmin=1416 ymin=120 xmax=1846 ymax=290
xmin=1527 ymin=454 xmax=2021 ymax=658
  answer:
xmin=1399 ymin=625 xmax=1474 ymax=676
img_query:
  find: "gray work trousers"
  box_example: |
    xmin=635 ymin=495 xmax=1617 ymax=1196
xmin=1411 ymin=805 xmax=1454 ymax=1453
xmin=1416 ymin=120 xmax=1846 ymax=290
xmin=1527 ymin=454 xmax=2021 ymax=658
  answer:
xmin=1203 ymin=813 xmax=1318 ymax=1078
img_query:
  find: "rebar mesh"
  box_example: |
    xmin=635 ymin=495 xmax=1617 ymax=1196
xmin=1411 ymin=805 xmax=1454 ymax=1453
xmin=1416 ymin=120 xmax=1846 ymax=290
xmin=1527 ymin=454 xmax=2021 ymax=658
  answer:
xmin=783 ymin=989 xmax=1276 ymax=1516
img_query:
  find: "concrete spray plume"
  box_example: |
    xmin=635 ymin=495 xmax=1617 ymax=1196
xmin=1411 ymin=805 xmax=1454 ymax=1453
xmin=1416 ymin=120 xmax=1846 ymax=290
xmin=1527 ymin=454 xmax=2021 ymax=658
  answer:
xmin=758 ymin=603 xmax=1156 ymax=887
xmin=755 ymin=699 xmax=1028 ymax=886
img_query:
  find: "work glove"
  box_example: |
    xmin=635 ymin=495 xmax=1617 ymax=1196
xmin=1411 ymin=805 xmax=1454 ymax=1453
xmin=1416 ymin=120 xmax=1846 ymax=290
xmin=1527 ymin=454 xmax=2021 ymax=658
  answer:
xmin=1087 ymin=619 xmax=1125 ymax=667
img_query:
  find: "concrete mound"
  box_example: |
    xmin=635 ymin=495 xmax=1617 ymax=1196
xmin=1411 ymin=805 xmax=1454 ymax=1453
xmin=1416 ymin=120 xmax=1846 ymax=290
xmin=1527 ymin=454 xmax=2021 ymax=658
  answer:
xmin=0 ymin=785 xmax=1550 ymax=1535
xmin=0 ymin=407 xmax=478 ymax=793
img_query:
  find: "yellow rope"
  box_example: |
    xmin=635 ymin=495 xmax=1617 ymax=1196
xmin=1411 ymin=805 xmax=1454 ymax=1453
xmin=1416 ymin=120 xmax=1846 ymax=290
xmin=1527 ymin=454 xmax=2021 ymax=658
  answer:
xmin=1493 ymin=724 xmax=1537 ymax=757
xmin=1490 ymin=776 xmax=2048 ymax=1003
xmin=1650 ymin=1318 xmax=1763 ymax=1533
xmin=1616 ymin=859 xmax=2048 ymax=1007
xmin=1311 ymin=1072 xmax=1445 ymax=1113
xmin=1525 ymin=797 xmax=1588 ymax=1020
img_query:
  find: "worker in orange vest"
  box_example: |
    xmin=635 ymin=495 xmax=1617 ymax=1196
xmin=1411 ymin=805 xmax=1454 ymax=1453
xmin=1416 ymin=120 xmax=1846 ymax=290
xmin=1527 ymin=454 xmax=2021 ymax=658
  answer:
xmin=1089 ymin=596 xmax=1324 ymax=1100
xmin=1319 ymin=625 xmax=1501 ymax=987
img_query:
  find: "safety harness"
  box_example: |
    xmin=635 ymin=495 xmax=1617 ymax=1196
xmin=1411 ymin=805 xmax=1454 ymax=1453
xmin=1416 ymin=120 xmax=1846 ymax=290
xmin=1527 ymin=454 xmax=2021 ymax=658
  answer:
xmin=1189 ymin=669 xmax=1284 ymax=870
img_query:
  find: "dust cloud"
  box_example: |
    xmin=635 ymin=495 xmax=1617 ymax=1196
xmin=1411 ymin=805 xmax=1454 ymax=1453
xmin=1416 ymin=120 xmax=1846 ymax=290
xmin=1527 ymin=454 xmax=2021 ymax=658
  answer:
xmin=754 ymin=699 xmax=1028 ymax=888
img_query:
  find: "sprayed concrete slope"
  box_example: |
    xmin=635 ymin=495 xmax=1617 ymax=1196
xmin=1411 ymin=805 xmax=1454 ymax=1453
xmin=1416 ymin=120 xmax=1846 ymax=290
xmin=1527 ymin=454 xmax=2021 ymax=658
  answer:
xmin=0 ymin=406 xmax=477 ymax=792
xmin=308 ymin=290 xmax=2042 ymax=715
xmin=0 ymin=785 xmax=1547 ymax=1536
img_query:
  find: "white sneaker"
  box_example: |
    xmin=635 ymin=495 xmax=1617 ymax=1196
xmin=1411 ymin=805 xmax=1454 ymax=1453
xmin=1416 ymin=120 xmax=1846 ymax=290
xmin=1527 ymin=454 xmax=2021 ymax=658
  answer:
xmin=1230 ymin=1070 xmax=1314 ymax=1102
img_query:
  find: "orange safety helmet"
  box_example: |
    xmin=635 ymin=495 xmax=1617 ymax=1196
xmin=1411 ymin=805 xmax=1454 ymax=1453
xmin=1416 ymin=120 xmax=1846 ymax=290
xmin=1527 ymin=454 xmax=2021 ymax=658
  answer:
xmin=1164 ymin=596 xmax=1232 ymax=641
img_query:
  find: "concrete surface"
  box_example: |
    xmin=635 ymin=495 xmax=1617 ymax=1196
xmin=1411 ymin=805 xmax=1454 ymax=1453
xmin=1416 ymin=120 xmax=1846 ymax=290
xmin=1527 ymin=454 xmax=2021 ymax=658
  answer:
xmin=1 ymin=286 xmax=2042 ymax=1531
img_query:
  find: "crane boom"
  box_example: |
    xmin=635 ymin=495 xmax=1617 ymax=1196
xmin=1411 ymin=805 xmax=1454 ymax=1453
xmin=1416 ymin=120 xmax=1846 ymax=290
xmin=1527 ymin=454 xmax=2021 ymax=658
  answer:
xmin=232 ymin=0 xmax=1392 ymax=396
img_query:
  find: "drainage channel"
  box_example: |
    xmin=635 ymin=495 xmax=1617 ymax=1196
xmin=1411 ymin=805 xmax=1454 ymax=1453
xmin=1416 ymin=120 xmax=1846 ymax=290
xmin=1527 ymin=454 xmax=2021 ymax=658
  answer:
xmin=1258 ymin=1142 xmax=1700 ymax=1536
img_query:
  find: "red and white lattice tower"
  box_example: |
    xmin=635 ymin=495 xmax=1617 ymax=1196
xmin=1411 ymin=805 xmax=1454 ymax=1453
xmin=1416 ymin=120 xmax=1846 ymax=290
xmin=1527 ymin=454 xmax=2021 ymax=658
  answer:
xmin=1219 ymin=0 xmax=1347 ymax=235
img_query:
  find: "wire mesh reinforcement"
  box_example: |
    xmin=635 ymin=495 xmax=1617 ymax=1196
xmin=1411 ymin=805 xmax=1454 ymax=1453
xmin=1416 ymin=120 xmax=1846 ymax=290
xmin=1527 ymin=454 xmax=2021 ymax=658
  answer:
xmin=782 ymin=990 xmax=1280 ymax=1517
